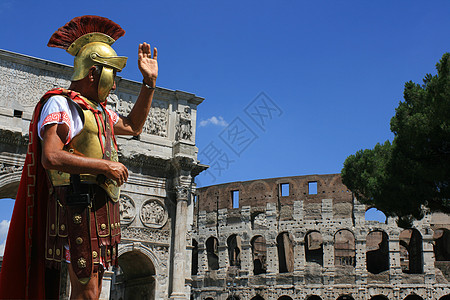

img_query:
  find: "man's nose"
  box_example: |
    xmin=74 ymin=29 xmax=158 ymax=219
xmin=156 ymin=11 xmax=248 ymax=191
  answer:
xmin=111 ymin=80 xmax=117 ymax=91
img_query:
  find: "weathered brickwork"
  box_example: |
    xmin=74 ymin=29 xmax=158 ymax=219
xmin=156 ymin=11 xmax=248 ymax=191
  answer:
xmin=192 ymin=174 xmax=450 ymax=300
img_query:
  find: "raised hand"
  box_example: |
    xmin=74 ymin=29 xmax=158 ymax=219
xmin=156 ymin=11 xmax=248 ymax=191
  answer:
xmin=138 ymin=42 xmax=158 ymax=86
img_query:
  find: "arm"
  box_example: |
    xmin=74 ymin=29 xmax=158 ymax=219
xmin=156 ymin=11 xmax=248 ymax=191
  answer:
xmin=41 ymin=123 xmax=129 ymax=185
xmin=114 ymin=42 xmax=158 ymax=135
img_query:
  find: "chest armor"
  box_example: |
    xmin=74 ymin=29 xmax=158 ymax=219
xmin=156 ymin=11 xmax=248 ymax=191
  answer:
xmin=47 ymin=98 xmax=120 ymax=202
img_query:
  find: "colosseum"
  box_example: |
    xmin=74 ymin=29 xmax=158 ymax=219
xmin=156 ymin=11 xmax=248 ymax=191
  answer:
xmin=191 ymin=174 xmax=450 ymax=300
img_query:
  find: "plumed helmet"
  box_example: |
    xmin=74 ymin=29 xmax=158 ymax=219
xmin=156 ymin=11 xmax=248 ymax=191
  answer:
xmin=48 ymin=16 xmax=128 ymax=100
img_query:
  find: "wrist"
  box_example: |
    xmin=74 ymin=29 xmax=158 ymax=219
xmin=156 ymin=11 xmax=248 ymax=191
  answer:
xmin=143 ymin=77 xmax=156 ymax=89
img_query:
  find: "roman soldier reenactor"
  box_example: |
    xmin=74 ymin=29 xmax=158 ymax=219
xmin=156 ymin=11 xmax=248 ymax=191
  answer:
xmin=0 ymin=15 xmax=158 ymax=299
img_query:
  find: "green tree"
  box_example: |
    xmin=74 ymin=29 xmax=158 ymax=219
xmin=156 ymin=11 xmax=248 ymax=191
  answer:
xmin=342 ymin=53 xmax=450 ymax=224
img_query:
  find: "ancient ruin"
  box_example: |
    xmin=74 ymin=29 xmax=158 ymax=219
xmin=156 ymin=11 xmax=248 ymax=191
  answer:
xmin=192 ymin=174 xmax=450 ymax=300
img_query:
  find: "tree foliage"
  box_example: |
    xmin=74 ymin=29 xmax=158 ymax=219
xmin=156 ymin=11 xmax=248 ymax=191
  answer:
xmin=342 ymin=53 xmax=450 ymax=223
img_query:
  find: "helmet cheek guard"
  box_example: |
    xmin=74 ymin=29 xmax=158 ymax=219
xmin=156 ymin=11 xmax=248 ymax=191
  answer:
xmin=98 ymin=67 xmax=115 ymax=101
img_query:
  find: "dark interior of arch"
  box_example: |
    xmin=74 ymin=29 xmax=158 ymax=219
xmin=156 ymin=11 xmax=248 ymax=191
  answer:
xmin=439 ymin=295 xmax=450 ymax=300
xmin=399 ymin=229 xmax=423 ymax=274
xmin=251 ymin=236 xmax=267 ymax=275
xmin=227 ymin=296 xmax=240 ymax=300
xmin=404 ymin=295 xmax=424 ymax=300
xmin=370 ymin=295 xmax=389 ymax=300
xmin=117 ymin=250 xmax=156 ymax=300
xmin=278 ymin=296 xmax=293 ymax=300
xmin=434 ymin=229 xmax=450 ymax=261
xmin=277 ymin=232 xmax=294 ymax=273
xmin=206 ymin=237 xmax=219 ymax=270
xmin=305 ymin=231 xmax=324 ymax=266
xmin=192 ymin=239 xmax=198 ymax=275
xmin=306 ymin=296 xmax=322 ymax=300
xmin=227 ymin=234 xmax=242 ymax=268
xmin=366 ymin=231 xmax=389 ymax=274
xmin=337 ymin=295 xmax=355 ymax=300
xmin=251 ymin=296 xmax=264 ymax=300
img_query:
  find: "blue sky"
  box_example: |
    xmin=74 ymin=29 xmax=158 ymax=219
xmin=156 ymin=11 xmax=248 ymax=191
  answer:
xmin=0 ymin=1 xmax=449 ymax=249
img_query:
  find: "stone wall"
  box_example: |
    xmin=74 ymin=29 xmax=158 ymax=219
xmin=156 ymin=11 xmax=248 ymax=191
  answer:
xmin=192 ymin=174 xmax=450 ymax=300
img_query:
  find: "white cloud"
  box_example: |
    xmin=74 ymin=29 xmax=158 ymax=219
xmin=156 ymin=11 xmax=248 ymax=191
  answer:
xmin=199 ymin=116 xmax=228 ymax=127
xmin=0 ymin=220 xmax=10 ymax=256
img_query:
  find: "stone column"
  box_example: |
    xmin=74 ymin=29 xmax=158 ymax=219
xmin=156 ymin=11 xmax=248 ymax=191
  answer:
xmin=170 ymin=184 xmax=190 ymax=300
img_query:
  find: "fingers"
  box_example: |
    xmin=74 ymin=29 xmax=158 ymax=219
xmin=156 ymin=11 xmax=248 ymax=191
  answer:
xmin=138 ymin=42 xmax=157 ymax=59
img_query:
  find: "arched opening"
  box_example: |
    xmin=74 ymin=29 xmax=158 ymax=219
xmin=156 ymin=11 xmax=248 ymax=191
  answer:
xmin=370 ymin=295 xmax=389 ymax=300
xmin=278 ymin=296 xmax=293 ymax=300
xmin=434 ymin=228 xmax=450 ymax=261
xmin=366 ymin=230 xmax=389 ymax=274
xmin=399 ymin=229 xmax=423 ymax=274
xmin=404 ymin=295 xmax=423 ymax=300
xmin=439 ymin=295 xmax=450 ymax=300
xmin=277 ymin=232 xmax=294 ymax=273
xmin=227 ymin=296 xmax=240 ymax=300
xmin=251 ymin=235 xmax=267 ymax=275
xmin=206 ymin=236 xmax=219 ymax=271
xmin=305 ymin=231 xmax=323 ymax=266
xmin=306 ymin=296 xmax=322 ymax=300
xmin=336 ymin=295 xmax=354 ymax=300
xmin=365 ymin=207 xmax=387 ymax=223
xmin=334 ymin=229 xmax=355 ymax=267
xmin=227 ymin=234 xmax=241 ymax=268
xmin=251 ymin=295 xmax=264 ymax=300
xmin=205 ymin=298 xmax=214 ymax=300
xmin=192 ymin=239 xmax=198 ymax=275
xmin=111 ymin=250 xmax=156 ymax=300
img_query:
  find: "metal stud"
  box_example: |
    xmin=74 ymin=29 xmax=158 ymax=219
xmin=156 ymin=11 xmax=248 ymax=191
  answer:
xmin=92 ymin=251 xmax=98 ymax=258
xmin=101 ymin=223 xmax=106 ymax=230
xmin=77 ymin=258 xmax=87 ymax=269
xmin=48 ymin=249 xmax=53 ymax=255
xmin=60 ymin=224 xmax=66 ymax=231
xmin=73 ymin=214 xmax=82 ymax=224
xmin=76 ymin=237 xmax=83 ymax=245
xmin=56 ymin=249 xmax=61 ymax=256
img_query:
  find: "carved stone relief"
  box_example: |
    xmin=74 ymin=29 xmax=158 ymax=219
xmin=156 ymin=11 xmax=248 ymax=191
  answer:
xmin=0 ymin=163 xmax=23 ymax=175
xmin=253 ymin=212 xmax=268 ymax=228
xmin=120 ymin=227 xmax=170 ymax=244
xmin=140 ymin=198 xmax=168 ymax=228
xmin=176 ymin=107 xmax=192 ymax=141
xmin=108 ymin=95 xmax=168 ymax=138
xmin=119 ymin=194 xmax=136 ymax=226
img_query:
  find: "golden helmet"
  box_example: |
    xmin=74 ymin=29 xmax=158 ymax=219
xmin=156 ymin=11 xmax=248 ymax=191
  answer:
xmin=48 ymin=16 xmax=128 ymax=101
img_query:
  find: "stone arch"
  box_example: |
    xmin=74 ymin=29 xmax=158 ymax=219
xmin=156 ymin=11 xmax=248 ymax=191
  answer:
xmin=251 ymin=295 xmax=264 ymax=300
xmin=365 ymin=207 xmax=387 ymax=223
xmin=276 ymin=231 xmax=294 ymax=273
xmin=399 ymin=229 xmax=423 ymax=274
xmin=192 ymin=239 xmax=199 ymax=275
xmin=0 ymin=171 xmax=21 ymax=198
xmin=334 ymin=229 xmax=356 ymax=267
xmin=251 ymin=235 xmax=267 ymax=275
xmin=439 ymin=295 xmax=450 ymax=300
xmin=115 ymin=244 xmax=158 ymax=300
xmin=366 ymin=230 xmax=389 ymax=274
xmin=206 ymin=236 xmax=219 ymax=270
xmin=227 ymin=234 xmax=242 ymax=268
xmin=305 ymin=230 xmax=324 ymax=266
xmin=433 ymin=228 xmax=450 ymax=261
